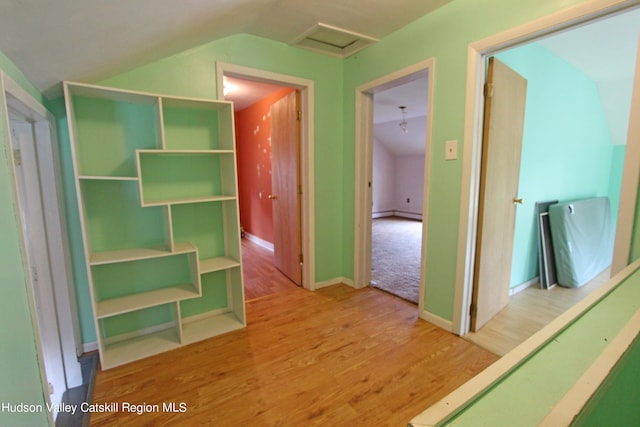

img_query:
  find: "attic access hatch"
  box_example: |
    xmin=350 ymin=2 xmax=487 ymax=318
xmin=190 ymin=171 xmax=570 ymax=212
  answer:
xmin=291 ymin=23 xmax=378 ymax=58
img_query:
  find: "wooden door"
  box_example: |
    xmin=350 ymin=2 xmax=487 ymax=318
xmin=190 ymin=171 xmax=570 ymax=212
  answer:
xmin=270 ymin=91 xmax=302 ymax=285
xmin=471 ymin=58 xmax=528 ymax=331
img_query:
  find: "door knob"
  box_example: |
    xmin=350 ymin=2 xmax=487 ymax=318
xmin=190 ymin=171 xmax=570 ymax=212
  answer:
xmin=513 ymin=197 xmax=524 ymax=205
xmin=268 ymin=194 xmax=277 ymax=200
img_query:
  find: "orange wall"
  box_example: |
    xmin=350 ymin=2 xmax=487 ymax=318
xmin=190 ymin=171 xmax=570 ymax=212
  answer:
xmin=235 ymin=87 xmax=295 ymax=243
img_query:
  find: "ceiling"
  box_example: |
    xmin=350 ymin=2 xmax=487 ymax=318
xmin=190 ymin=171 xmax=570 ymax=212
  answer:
xmin=0 ymin=0 xmax=450 ymax=97
xmin=224 ymin=76 xmax=285 ymax=111
xmin=1 ymin=1 xmax=637 ymax=153
xmin=371 ymin=74 xmax=429 ymax=157
xmin=538 ymin=8 xmax=640 ymax=146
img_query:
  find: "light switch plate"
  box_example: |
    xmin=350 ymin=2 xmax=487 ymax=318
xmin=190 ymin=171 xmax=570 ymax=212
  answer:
xmin=445 ymin=140 xmax=457 ymax=160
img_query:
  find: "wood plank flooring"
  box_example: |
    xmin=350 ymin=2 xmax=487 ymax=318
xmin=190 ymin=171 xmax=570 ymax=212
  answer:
xmin=90 ymin=246 xmax=498 ymax=426
xmin=242 ymin=238 xmax=299 ymax=301
xmin=464 ymin=268 xmax=611 ymax=356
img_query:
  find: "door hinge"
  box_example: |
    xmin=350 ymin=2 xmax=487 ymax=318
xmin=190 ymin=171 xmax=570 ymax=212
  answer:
xmin=469 ymin=303 xmax=477 ymax=317
xmin=13 ymin=149 xmax=22 ymax=166
xmin=299 ymin=253 xmax=304 ymax=264
xmin=297 ymin=110 xmax=302 ymax=121
xmin=298 ymin=184 xmax=303 ymax=195
xmin=484 ymin=83 xmax=494 ymax=98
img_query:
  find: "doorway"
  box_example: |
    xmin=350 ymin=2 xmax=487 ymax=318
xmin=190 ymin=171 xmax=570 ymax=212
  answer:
xmin=370 ymin=77 xmax=428 ymax=305
xmin=455 ymin=4 xmax=640 ymax=338
xmin=2 ymin=73 xmax=82 ymax=421
xmin=354 ymin=58 xmax=435 ymax=319
xmin=216 ymin=62 xmax=316 ymax=292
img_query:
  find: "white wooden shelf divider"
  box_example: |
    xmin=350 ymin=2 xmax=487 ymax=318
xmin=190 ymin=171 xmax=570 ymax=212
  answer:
xmin=64 ymin=81 xmax=245 ymax=369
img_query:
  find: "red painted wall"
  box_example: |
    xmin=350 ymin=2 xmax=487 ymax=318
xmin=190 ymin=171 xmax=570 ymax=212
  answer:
xmin=235 ymin=87 xmax=295 ymax=244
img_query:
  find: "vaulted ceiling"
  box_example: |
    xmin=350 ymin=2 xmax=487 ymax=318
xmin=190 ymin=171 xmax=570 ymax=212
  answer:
xmin=0 ymin=0 xmax=450 ymax=97
xmin=1 ymin=1 xmax=637 ymax=153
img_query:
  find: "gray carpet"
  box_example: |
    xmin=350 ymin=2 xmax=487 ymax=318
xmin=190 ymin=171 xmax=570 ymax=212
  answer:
xmin=371 ymin=217 xmax=422 ymax=304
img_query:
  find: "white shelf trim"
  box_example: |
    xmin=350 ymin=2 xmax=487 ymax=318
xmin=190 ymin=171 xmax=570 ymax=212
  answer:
xmin=78 ymin=175 xmax=139 ymax=181
xmin=96 ymin=284 xmax=200 ymax=319
xmin=90 ymin=243 xmax=196 ymax=265
xmin=200 ymin=256 xmax=241 ymax=274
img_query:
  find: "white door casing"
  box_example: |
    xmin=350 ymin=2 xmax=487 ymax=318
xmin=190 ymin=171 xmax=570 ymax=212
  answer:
xmin=216 ymin=62 xmax=316 ymax=290
xmin=2 ymin=72 xmax=83 ymax=422
xmin=453 ymin=0 xmax=640 ymax=335
xmin=354 ymin=58 xmax=437 ymax=326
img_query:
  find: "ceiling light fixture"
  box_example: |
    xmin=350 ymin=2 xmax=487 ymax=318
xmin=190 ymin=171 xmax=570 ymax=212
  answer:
xmin=399 ymin=106 xmax=408 ymax=133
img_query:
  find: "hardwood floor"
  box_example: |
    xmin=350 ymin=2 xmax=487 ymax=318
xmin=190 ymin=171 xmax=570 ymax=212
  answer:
xmin=242 ymin=238 xmax=299 ymax=301
xmin=90 ymin=261 xmax=498 ymax=425
xmin=464 ymin=268 xmax=611 ymax=356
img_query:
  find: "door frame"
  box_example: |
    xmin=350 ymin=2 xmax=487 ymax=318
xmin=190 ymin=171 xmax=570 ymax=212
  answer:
xmin=2 ymin=72 xmax=83 ymax=418
xmin=354 ymin=58 xmax=436 ymax=324
xmin=453 ymin=0 xmax=640 ymax=335
xmin=215 ymin=62 xmax=316 ymax=290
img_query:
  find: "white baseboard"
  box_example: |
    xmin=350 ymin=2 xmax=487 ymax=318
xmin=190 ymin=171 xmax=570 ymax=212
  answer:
xmin=314 ymin=277 xmax=354 ymax=290
xmin=372 ymin=211 xmax=394 ymax=219
xmin=82 ymin=341 xmax=98 ymax=354
xmin=394 ymin=211 xmax=423 ymax=221
xmin=420 ymin=310 xmax=453 ymax=332
xmin=372 ymin=211 xmax=423 ymax=220
xmin=244 ymin=233 xmax=274 ymax=251
xmin=509 ymin=276 xmax=539 ymax=296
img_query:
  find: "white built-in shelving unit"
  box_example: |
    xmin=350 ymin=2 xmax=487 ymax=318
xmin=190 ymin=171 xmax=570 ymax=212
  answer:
xmin=64 ymin=82 xmax=245 ymax=369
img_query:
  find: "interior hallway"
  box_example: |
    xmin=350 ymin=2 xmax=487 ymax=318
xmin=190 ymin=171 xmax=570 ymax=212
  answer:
xmin=90 ymin=240 xmax=498 ymax=426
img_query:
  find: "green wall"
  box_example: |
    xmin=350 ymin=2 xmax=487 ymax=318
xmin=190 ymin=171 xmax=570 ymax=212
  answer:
xmin=53 ymin=34 xmax=344 ymax=343
xmin=495 ymin=43 xmax=621 ymax=288
xmin=342 ymin=0 xmax=598 ymax=319
xmin=0 ymin=54 xmax=49 ymax=426
xmin=609 ymin=145 xmax=626 ymax=222
xmin=48 ymin=0 xmax=639 ymax=342
xmin=572 ymin=334 xmax=640 ymax=427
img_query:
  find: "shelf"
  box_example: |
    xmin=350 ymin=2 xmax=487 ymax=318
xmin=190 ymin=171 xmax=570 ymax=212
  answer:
xmin=92 ymin=246 xmax=200 ymax=311
xmin=143 ymin=195 xmax=236 ymax=207
xmin=69 ymin=94 xmax=161 ymax=177
xmin=140 ymin=149 xmax=234 ymax=154
xmin=181 ymin=312 xmax=245 ymax=345
xmin=162 ymin=97 xmax=233 ymax=110
xmin=89 ymin=242 xmax=195 ymax=265
xmin=79 ymin=175 xmax=139 ymax=181
xmin=65 ymin=82 xmax=160 ymax=105
xmin=96 ymin=284 xmax=199 ymax=318
xmin=137 ymin=150 xmax=237 ymax=205
xmin=200 ymin=256 xmax=241 ymax=274
xmin=81 ymin=179 xmax=170 ymax=253
xmin=171 ymin=202 xmax=227 ymax=260
xmin=65 ymin=81 xmax=244 ymax=369
xmin=162 ymin=98 xmax=234 ymax=151
xmin=101 ymin=327 xmax=181 ymax=369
